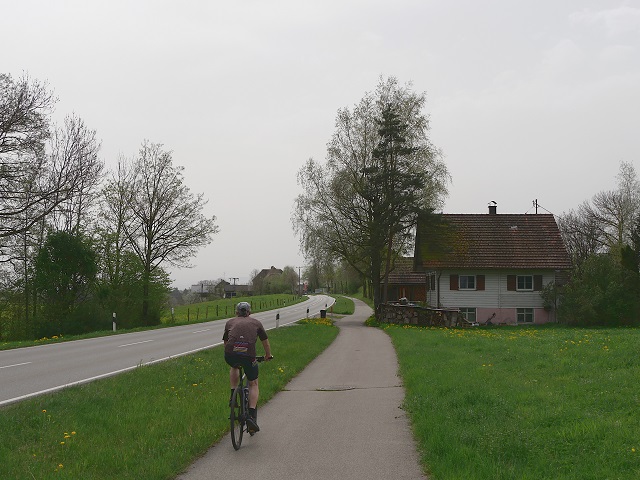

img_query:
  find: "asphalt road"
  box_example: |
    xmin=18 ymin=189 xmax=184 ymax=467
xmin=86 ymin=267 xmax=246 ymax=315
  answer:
xmin=0 ymin=295 xmax=334 ymax=407
xmin=176 ymin=298 xmax=427 ymax=480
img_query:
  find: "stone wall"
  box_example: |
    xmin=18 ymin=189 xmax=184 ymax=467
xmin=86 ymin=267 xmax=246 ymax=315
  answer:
xmin=378 ymin=303 xmax=460 ymax=327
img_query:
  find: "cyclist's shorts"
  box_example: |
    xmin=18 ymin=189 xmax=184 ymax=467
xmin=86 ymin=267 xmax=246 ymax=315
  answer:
xmin=224 ymin=353 xmax=259 ymax=381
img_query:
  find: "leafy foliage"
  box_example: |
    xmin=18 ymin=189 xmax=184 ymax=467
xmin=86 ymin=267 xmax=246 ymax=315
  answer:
xmin=558 ymin=253 xmax=640 ymax=326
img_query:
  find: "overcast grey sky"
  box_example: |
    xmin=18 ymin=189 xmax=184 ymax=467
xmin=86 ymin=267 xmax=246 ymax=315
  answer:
xmin=3 ymin=1 xmax=639 ymax=289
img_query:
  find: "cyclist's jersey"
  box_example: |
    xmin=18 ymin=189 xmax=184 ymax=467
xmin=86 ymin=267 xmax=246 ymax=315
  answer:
xmin=222 ymin=316 xmax=268 ymax=358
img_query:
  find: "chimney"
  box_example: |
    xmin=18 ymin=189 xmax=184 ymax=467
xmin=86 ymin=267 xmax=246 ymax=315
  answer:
xmin=488 ymin=201 xmax=497 ymax=215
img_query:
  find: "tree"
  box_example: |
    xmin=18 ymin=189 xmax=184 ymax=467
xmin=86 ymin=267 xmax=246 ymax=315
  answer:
xmin=33 ymin=231 xmax=98 ymax=335
xmin=559 ymin=161 xmax=640 ymax=263
xmin=558 ymin=253 xmax=639 ymax=326
xmin=0 ymin=73 xmax=56 ymax=243
xmin=115 ymin=141 xmax=218 ymax=325
xmin=0 ymin=73 xmax=55 ymax=158
xmin=47 ymin=114 xmax=103 ymax=234
xmin=293 ymin=77 xmax=448 ymax=309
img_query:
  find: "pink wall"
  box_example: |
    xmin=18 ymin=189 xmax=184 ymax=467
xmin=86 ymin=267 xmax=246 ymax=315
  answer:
xmin=477 ymin=308 xmax=552 ymax=325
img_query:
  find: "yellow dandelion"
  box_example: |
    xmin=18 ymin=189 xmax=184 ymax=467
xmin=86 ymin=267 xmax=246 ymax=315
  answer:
xmin=71 ymin=431 xmax=76 ymax=435
xmin=60 ymin=441 xmax=65 ymax=445
xmin=42 ymin=409 xmax=47 ymax=413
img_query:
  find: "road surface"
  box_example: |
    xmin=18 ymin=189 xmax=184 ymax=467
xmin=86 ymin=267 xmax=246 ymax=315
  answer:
xmin=0 ymin=295 xmax=334 ymax=407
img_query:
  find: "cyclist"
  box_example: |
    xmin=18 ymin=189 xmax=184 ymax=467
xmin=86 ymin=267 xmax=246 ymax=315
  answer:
xmin=223 ymin=301 xmax=272 ymax=433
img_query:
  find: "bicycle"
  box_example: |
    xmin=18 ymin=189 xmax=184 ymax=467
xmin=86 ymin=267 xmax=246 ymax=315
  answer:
xmin=229 ymin=355 xmax=270 ymax=450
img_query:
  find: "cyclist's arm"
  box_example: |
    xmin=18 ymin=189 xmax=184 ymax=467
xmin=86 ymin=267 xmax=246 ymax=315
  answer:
xmin=261 ymin=338 xmax=273 ymax=360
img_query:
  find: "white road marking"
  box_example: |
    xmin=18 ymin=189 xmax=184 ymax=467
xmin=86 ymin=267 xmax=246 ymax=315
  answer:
xmin=118 ymin=340 xmax=154 ymax=348
xmin=0 ymin=362 xmax=32 ymax=370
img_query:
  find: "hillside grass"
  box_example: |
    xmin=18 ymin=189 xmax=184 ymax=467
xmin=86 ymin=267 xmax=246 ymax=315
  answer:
xmin=0 ymin=319 xmax=338 ymax=479
xmin=384 ymin=323 xmax=640 ymax=479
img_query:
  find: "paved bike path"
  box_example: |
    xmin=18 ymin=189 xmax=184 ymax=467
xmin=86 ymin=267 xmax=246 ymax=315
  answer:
xmin=176 ymin=298 xmax=427 ymax=479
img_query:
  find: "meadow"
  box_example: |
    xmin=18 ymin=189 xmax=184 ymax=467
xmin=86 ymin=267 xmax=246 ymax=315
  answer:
xmin=3 ymin=292 xmax=639 ymax=479
xmin=385 ymin=323 xmax=640 ymax=479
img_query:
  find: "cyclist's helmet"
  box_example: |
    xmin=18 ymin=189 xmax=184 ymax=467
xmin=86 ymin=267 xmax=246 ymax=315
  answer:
xmin=236 ymin=301 xmax=251 ymax=317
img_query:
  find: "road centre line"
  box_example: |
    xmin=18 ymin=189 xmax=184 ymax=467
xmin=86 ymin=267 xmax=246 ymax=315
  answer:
xmin=192 ymin=328 xmax=211 ymax=334
xmin=0 ymin=362 xmax=32 ymax=370
xmin=118 ymin=340 xmax=154 ymax=348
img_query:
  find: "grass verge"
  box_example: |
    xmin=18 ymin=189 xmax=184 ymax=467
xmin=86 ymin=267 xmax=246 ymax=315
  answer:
xmin=328 ymin=295 xmax=355 ymax=315
xmin=383 ymin=323 xmax=640 ymax=479
xmin=0 ymin=318 xmax=338 ymax=479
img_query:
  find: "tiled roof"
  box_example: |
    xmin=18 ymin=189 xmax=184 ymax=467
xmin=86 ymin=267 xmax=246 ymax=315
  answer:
xmin=386 ymin=257 xmax=426 ymax=284
xmin=415 ymin=213 xmax=572 ymax=270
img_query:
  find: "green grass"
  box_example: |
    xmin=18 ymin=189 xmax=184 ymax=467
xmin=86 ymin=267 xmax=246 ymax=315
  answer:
xmin=0 ymin=319 xmax=338 ymax=479
xmin=163 ymin=294 xmax=305 ymax=324
xmin=383 ymin=324 xmax=640 ymax=480
xmin=328 ymin=295 xmax=355 ymax=315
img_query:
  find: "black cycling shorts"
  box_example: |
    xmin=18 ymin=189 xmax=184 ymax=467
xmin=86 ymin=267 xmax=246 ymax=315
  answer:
xmin=224 ymin=353 xmax=259 ymax=381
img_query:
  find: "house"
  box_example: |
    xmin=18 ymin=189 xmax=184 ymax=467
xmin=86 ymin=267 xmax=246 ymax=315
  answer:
xmin=413 ymin=205 xmax=572 ymax=325
xmin=383 ymin=257 xmax=427 ymax=303
xmin=253 ymin=266 xmax=284 ymax=283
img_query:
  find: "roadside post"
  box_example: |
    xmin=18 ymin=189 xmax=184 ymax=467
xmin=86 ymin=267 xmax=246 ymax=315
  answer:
xmin=276 ymin=312 xmax=280 ymax=328
xmin=112 ymin=312 xmax=116 ymax=332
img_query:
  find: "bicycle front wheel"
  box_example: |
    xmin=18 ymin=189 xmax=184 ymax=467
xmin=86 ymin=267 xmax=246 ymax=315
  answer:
xmin=230 ymin=387 xmax=244 ymax=450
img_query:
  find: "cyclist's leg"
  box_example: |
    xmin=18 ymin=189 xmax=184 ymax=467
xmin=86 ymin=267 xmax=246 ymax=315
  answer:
xmin=248 ymin=378 xmax=259 ymax=409
xmin=246 ymin=360 xmax=260 ymax=409
xmin=229 ymin=366 xmax=240 ymax=389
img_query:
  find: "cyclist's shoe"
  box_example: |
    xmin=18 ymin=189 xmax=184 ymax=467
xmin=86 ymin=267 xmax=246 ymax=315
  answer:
xmin=246 ymin=415 xmax=260 ymax=434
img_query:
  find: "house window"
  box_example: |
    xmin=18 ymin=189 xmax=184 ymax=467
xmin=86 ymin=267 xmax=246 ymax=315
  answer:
xmin=459 ymin=307 xmax=476 ymax=323
xmin=517 ymin=275 xmax=533 ymax=291
xmin=459 ymin=275 xmax=476 ymax=290
xmin=517 ymin=308 xmax=534 ymax=323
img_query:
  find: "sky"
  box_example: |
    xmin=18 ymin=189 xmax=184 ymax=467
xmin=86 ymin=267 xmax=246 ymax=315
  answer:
xmin=3 ymin=0 xmax=640 ymax=289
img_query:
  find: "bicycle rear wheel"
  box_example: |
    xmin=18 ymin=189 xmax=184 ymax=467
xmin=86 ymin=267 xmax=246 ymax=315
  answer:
xmin=230 ymin=387 xmax=244 ymax=450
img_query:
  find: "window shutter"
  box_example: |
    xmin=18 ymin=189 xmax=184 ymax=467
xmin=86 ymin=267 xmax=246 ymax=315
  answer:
xmin=507 ymin=275 xmax=516 ymax=291
xmin=450 ymin=274 xmax=459 ymax=291
xmin=477 ymin=275 xmax=485 ymax=291
xmin=534 ymin=275 xmax=543 ymax=291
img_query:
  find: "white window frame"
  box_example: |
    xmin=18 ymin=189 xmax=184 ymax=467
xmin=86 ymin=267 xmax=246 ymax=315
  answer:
xmin=517 ymin=308 xmax=534 ymax=323
xmin=516 ymin=275 xmax=533 ymax=291
xmin=459 ymin=275 xmax=476 ymax=290
xmin=459 ymin=307 xmax=477 ymax=323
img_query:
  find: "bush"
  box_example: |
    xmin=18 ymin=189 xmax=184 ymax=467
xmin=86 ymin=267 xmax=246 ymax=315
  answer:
xmin=559 ymin=254 xmax=640 ymax=326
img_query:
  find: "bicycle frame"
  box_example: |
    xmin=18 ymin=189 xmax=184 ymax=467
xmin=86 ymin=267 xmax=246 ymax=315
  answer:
xmin=230 ymin=356 xmax=267 ymax=450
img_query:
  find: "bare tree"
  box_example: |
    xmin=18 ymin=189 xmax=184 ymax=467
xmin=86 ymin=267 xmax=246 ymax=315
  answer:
xmin=0 ymin=73 xmax=55 ymax=157
xmin=559 ymin=161 xmax=640 ymax=265
xmin=48 ymin=114 xmax=104 ymax=234
xmin=117 ymin=141 xmax=219 ymax=324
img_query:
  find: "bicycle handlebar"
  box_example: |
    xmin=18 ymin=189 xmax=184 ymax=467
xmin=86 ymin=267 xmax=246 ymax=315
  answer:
xmin=255 ymin=355 xmax=273 ymax=362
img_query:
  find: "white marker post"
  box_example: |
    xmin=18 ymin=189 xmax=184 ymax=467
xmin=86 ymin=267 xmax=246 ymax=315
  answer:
xmin=112 ymin=312 xmax=116 ymax=332
xmin=276 ymin=312 xmax=280 ymax=328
